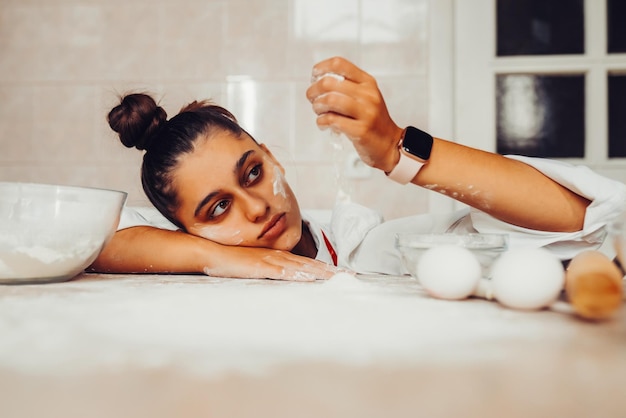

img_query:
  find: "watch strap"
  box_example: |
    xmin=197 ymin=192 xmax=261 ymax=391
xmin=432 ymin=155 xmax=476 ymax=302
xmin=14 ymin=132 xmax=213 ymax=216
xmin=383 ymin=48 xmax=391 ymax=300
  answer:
xmin=386 ymin=148 xmax=426 ymax=184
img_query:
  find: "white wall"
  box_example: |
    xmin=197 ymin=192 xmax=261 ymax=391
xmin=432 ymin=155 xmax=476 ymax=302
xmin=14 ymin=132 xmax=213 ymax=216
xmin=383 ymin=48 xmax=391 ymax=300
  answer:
xmin=0 ymin=0 xmax=435 ymax=220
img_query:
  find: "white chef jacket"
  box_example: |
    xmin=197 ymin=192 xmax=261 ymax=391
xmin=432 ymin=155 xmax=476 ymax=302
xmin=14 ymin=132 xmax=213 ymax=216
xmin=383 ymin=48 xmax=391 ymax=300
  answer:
xmin=117 ymin=156 xmax=626 ymax=275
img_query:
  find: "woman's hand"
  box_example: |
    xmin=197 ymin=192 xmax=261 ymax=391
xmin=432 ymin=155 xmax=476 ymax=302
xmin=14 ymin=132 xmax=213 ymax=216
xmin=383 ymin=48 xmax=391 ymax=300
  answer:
xmin=90 ymin=226 xmax=339 ymax=281
xmin=305 ymin=56 xmax=404 ymax=173
xmin=203 ymin=245 xmax=339 ymax=282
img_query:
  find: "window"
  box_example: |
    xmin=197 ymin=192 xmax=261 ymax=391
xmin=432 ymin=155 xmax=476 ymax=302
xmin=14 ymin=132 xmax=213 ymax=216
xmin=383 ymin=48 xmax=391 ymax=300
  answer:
xmin=455 ymin=0 xmax=626 ymax=184
xmin=608 ymin=0 xmax=626 ymax=53
xmin=608 ymin=73 xmax=626 ymax=157
xmin=497 ymin=0 xmax=584 ymax=56
xmin=496 ymin=73 xmax=585 ymax=158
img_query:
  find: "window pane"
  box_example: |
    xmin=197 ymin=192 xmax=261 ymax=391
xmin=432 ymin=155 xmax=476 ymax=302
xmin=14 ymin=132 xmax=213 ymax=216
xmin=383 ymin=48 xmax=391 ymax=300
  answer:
xmin=497 ymin=0 xmax=584 ymax=56
xmin=608 ymin=0 xmax=626 ymax=53
xmin=496 ymin=74 xmax=585 ymax=158
xmin=609 ymin=74 xmax=626 ymax=158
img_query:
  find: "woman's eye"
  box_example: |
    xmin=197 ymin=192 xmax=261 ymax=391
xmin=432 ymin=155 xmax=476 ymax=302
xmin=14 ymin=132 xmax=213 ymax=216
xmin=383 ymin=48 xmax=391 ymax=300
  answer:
xmin=244 ymin=164 xmax=263 ymax=186
xmin=209 ymin=199 xmax=230 ymax=219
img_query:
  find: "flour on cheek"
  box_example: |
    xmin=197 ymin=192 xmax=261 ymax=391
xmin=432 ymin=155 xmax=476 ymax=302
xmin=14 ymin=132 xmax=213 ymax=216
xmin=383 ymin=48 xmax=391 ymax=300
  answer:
xmin=272 ymin=165 xmax=287 ymax=198
xmin=193 ymin=224 xmax=244 ymax=246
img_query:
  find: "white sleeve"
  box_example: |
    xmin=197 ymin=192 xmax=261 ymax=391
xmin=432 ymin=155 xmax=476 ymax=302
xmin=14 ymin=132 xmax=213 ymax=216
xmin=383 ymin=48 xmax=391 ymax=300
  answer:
xmin=117 ymin=206 xmax=178 ymax=231
xmin=469 ymin=155 xmax=626 ymax=259
xmin=331 ymin=201 xmax=467 ymax=275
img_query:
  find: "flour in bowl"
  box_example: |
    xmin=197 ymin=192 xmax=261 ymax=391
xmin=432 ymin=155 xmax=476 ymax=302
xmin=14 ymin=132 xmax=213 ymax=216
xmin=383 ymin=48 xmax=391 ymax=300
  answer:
xmin=0 ymin=239 xmax=102 ymax=281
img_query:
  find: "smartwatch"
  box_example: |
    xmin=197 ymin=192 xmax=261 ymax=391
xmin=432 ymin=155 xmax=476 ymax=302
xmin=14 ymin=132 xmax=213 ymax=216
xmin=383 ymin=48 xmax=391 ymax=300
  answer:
xmin=385 ymin=126 xmax=433 ymax=184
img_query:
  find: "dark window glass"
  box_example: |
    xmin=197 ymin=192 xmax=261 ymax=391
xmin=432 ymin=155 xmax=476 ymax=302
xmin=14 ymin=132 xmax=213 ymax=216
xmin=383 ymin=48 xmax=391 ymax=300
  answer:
xmin=608 ymin=0 xmax=626 ymax=53
xmin=496 ymin=74 xmax=585 ymax=158
xmin=609 ymin=74 xmax=626 ymax=158
xmin=497 ymin=0 xmax=584 ymax=56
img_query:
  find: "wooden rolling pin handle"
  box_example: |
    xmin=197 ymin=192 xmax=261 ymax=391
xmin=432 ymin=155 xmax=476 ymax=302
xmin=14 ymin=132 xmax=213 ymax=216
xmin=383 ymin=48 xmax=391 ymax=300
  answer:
xmin=565 ymin=250 xmax=624 ymax=320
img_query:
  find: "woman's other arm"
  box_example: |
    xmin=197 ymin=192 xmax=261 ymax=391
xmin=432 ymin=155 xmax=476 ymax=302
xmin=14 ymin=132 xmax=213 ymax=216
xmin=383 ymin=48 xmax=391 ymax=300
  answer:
xmin=89 ymin=226 xmax=337 ymax=281
xmin=414 ymin=138 xmax=590 ymax=233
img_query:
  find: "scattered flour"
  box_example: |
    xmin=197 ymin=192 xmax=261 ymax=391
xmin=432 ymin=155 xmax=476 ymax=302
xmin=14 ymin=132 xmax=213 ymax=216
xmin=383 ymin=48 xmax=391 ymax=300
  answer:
xmin=0 ymin=274 xmax=555 ymax=377
xmin=324 ymin=272 xmax=370 ymax=290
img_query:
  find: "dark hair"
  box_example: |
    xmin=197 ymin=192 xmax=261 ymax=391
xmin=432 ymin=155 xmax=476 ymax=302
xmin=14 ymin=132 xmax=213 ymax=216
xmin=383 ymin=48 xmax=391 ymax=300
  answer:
xmin=107 ymin=93 xmax=245 ymax=229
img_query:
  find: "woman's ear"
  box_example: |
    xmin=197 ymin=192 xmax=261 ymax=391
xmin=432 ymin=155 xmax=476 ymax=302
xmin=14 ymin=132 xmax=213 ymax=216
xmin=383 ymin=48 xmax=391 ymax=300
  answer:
xmin=259 ymin=143 xmax=285 ymax=173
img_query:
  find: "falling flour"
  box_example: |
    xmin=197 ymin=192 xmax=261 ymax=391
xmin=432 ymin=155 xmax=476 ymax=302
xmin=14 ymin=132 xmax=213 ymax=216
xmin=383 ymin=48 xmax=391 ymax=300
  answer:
xmin=311 ymin=71 xmax=352 ymax=204
xmin=330 ymin=131 xmax=353 ymax=204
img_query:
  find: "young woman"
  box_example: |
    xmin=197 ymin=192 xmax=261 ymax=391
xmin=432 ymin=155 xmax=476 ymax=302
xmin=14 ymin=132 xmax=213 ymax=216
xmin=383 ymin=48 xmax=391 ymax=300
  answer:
xmin=90 ymin=57 xmax=626 ymax=280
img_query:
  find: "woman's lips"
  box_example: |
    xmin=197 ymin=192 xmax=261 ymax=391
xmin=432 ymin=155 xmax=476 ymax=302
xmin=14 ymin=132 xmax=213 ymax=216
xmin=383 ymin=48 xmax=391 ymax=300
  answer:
xmin=258 ymin=213 xmax=287 ymax=240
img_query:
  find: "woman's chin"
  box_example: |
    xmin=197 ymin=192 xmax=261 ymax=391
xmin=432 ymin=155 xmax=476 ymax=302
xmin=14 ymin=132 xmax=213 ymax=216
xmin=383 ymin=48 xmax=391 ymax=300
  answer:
xmin=270 ymin=230 xmax=302 ymax=252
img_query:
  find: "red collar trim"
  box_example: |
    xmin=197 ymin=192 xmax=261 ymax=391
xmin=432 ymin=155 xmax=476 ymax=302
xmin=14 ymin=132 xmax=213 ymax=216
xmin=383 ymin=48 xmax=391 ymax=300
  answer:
xmin=321 ymin=230 xmax=338 ymax=266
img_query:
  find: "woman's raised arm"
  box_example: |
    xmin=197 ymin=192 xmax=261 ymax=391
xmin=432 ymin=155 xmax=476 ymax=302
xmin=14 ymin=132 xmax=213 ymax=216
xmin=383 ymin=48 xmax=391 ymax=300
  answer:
xmin=306 ymin=57 xmax=590 ymax=233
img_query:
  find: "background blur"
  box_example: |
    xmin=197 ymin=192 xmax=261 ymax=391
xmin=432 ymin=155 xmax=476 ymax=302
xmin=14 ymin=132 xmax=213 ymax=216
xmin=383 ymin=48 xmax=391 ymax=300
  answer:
xmin=0 ymin=0 xmax=432 ymax=220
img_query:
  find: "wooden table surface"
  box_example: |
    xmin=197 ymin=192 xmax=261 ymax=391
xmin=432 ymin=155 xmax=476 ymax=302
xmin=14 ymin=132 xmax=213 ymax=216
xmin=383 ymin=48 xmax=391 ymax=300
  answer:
xmin=1 ymin=273 xmax=624 ymax=418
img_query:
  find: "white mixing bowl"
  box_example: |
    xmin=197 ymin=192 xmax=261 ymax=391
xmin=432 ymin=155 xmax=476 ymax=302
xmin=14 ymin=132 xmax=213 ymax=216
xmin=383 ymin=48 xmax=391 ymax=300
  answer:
xmin=395 ymin=232 xmax=509 ymax=280
xmin=0 ymin=182 xmax=127 ymax=284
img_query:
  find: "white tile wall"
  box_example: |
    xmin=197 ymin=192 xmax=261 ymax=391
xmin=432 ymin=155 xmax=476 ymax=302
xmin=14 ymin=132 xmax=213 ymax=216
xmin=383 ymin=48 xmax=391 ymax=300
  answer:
xmin=0 ymin=0 xmax=431 ymax=218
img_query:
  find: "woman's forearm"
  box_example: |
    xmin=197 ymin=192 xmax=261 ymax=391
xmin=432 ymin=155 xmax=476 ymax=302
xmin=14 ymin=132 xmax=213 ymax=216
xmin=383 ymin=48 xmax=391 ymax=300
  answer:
xmin=89 ymin=226 xmax=210 ymax=274
xmin=414 ymin=138 xmax=590 ymax=233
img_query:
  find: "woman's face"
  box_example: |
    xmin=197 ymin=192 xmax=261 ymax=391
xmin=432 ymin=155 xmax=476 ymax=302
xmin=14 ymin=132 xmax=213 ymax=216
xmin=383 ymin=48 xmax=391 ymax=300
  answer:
xmin=172 ymin=130 xmax=303 ymax=251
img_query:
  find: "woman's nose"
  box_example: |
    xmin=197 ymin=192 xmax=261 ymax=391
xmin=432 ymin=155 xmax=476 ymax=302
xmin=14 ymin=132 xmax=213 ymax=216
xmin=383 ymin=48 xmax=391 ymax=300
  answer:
xmin=241 ymin=192 xmax=269 ymax=222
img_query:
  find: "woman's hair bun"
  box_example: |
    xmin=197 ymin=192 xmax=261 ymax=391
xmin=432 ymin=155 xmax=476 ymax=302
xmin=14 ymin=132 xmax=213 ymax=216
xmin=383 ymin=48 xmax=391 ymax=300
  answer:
xmin=107 ymin=93 xmax=167 ymax=151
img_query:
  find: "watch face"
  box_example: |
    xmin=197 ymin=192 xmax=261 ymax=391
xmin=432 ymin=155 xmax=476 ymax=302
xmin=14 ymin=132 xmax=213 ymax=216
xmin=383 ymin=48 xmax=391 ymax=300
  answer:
xmin=402 ymin=126 xmax=433 ymax=161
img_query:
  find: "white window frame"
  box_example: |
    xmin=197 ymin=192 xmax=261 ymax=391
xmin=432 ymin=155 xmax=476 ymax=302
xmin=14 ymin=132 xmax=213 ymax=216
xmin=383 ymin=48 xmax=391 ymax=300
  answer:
xmin=438 ymin=0 xmax=626 ymax=185
xmin=428 ymin=0 xmax=456 ymax=213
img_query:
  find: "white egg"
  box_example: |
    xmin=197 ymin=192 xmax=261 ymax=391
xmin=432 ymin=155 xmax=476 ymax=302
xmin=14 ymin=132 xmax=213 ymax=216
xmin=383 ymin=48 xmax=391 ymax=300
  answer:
xmin=491 ymin=248 xmax=564 ymax=310
xmin=416 ymin=245 xmax=482 ymax=300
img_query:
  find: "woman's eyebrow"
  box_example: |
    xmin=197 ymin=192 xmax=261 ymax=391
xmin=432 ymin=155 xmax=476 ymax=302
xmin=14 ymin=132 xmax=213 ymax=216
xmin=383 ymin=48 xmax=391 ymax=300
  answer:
xmin=193 ymin=150 xmax=257 ymax=218
xmin=194 ymin=191 xmax=219 ymax=218
xmin=235 ymin=150 xmax=255 ymax=173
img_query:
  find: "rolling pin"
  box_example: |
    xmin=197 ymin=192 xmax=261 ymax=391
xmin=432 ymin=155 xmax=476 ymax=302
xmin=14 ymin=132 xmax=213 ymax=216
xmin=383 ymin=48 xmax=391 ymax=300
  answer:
xmin=565 ymin=250 xmax=624 ymax=320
